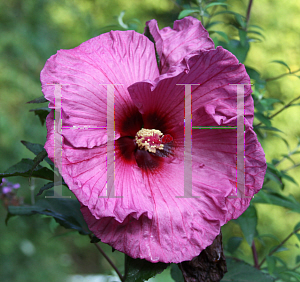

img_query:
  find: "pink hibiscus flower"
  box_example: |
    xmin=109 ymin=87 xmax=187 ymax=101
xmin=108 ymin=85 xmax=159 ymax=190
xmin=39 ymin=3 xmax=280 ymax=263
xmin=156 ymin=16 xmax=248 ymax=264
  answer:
xmin=41 ymin=17 xmax=266 ymax=263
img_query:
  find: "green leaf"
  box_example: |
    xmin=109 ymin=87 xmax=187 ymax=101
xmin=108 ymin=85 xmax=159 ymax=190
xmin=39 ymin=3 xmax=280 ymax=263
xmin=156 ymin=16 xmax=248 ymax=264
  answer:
xmin=21 ymin=140 xmax=45 ymax=155
xmin=178 ymin=9 xmax=199 ymax=19
xmin=21 ymin=141 xmax=54 ymax=169
xmin=248 ymin=24 xmax=264 ymax=31
xmin=274 ymin=267 xmax=300 ymax=281
xmin=295 ymin=222 xmax=300 ymax=241
xmin=0 ymin=158 xmax=54 ymax=181
xmin=264 ymin=162 xmax=298 ymax=188
xmin=248 ymin=38 xmax=262 ymax=43
xmin=209 ymin=30 xmax=229 ymax=43
xmin=170 ymin=264 xmax=184 ymax=282
xmin=97 ymin=24 xmax=121 ymax=34
xmin=213 ymin=10 xmax=246 ymax=20
xmin=127 ymin=19 xmax=141 ymax=32
xmin=252 ymin=190 xmax=300 ymax=213
xmin=213 ymin=11 xmax=244 ymax=18
xmin=235 ymin=13 xmax=246 ymax=29
xmin=246 ymin=66 xmax=261 ymax=81
xmin=259 ymin=98 xmax=283 ymax=111
xmin=235 ymin=205 xmax=258 ymax=246
xmin=227 ymin=237 xmax=243 ymax=254
xmin=281 ymin=172 xmax=298 ymax=186
xmin=29 ymin=107 xmax=51 ymax=125
xmin=204 ymin=2 xmax=229 ymax=10
xmin=271 ymin=60 xmax=291 ymax=73
xmin=21 ymin=140 xmax=43 ymax=154
xmin=265 ymin=169 xmax=282 ymax=186
xmin=221 ymin=258 xmax=274 ymax=282
xmin=27 ymin=96 xmax=48 ymax=104
xmin=246 ymin=66 xmax=266 ymax=89
xmin=254 ymin=189 xmax=272 ymax=203
xmin=36 ymin=182 xmax=54 ymax=196
xmin=212 ymin=36 xmax=219 ymax=47
xmin=273 ymin=256 xmax=287 ymax=267
xmin=7 ymin=196 xmax=90 ymax=235
xmin=29 ymin=150 xmax=49 ymax=177
xmin=281 ymin=271 xmax=300 ymax=281
xmin=247 ymin=30 xmax=265 ymax=40
xmin=124 ymin=255 xmax=168 ymax=282
xmin=294 ymin=222 xmax=300 ymax=232
xmin=255 ymin=126 xmax=283 ymax=133
xmin=296 ymin=255 xmax=300 ymax=264
xmin=269 ymin=246 xmax=289 ymax=254
xmin=205 ymin=21 xmax=222 ymax=29
xmin=257 ymin=234 xmax=281 ymax=243
xmin=37 ymin=181 xmax=68 ymax=196
xmin=255 ymin=112 xmax=272 ymax=127
xmin=219 ymin=39 xmax=249 ymax=63
xmin=239 ymin=29 xmax=247 ymax=46
xmin=290 ymin=102 xmax=300 ymax=107
xmin=272 ymin=134 xmax=290 ymax=151
xmin=266 ymin=256 xmax=276 ymax=275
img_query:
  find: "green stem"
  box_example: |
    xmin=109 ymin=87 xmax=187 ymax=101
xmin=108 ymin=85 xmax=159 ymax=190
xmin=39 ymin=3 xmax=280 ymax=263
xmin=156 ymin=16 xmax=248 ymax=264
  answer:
xmin=282 ymin=162 xmax=300 ymax=173
xmin=251 ymin=240 xmax=260 ymax=269
xmin=254 ymin=94 xmax=300 ymax=127
xmin=245 ymin=0 xmax=254 ymax=30
xmin=197 ymin=0 xmax=205 ymax=24
xmin=89 ymin=235 xmax=124 ymax=281
xmin=29 ymin=178 xmax=35 ymax=205
xmin=205 ymin=5 xmax=218 ymax=29
xmin=258 ymin=227 xmax=300 ymax=268
xmin=274 ymin=144 xmax=300 ymax=168
xmin=170 ymin=0 xmax=182 ymax=9
xmin=266 ymin=68 xmax=300 ymax=82
xmin=292 ymin=263 xmax=300 ymax=271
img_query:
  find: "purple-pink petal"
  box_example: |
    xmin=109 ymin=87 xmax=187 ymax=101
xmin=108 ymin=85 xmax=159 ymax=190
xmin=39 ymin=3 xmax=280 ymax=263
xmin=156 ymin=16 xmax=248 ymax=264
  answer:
xmin=41 ymin=30 xmax=159 ymax=149
xmin=42 ymin=18 xmax=267 ymax=264
xmin=80 ymin=152 xmax=228 ymax=263
xmin=146 ymin=16 xmax=214 ymax=74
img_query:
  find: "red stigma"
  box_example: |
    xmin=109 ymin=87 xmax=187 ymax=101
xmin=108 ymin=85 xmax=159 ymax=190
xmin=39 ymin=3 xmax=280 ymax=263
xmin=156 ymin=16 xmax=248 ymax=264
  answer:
xmin=161 ymin=134 xmax=173 ymax=144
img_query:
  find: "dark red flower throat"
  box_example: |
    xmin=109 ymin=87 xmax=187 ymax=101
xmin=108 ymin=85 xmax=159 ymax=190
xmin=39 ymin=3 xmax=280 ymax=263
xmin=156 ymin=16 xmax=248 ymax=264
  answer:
xmin=116 ymin=106 xmax=174 ymax=172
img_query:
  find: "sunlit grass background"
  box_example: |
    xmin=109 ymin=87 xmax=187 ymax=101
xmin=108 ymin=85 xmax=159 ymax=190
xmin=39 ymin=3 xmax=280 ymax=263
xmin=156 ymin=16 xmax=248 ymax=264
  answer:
xmin=1 ymin=0 xmax=300 ymax=281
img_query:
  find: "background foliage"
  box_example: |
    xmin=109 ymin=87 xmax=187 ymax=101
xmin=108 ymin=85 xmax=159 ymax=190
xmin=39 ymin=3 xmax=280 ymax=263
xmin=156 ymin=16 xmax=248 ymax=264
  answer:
xmin=1 ymin=0 xmax=300 ymax=281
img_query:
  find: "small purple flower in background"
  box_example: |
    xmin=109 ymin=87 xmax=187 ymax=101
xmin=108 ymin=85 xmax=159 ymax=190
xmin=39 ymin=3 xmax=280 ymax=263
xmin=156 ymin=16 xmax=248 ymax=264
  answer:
xmin=1 ymin=178 xmax=20 ymax=194
xmin=41 ymin=17 xmax=267 ymax=263
xmin=0 ymin=178 xmax=22 ymax=208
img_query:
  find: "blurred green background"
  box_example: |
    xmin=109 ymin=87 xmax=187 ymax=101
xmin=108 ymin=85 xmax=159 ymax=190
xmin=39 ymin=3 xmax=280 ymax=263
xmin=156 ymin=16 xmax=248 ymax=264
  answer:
xmin=1 ymin=0 xmax=300 ymax=281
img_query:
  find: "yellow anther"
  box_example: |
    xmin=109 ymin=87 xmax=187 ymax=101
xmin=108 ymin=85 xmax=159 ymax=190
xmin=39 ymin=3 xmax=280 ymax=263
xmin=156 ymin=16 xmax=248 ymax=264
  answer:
xmin=135 ymin=128 xmax=164 ymax=153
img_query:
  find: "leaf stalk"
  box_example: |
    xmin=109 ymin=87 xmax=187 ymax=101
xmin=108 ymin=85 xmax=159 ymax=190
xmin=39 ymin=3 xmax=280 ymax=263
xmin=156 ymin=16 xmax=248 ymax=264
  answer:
xmin=89 ymin=235 xmax=124 ymax=281
xmin=258 ymin=227 xmax=300 ymax=268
